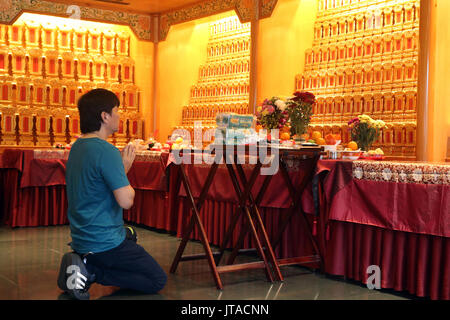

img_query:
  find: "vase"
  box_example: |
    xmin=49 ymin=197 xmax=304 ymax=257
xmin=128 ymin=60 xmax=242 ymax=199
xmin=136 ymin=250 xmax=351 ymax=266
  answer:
xmin=291 ymin=123 xmax=308 ymax=138
xmin=357 ymin=140 xmax=372 ymax=152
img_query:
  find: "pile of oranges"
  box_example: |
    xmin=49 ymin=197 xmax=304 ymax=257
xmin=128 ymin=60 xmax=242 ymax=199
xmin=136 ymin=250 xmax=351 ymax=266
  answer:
xmin=255 ymin=126 xmax=359 ymax=150
xmin=306 ymin=131 xmax=341 ymax=146
xmin=311 ymin=131 xmax=326 ymax=145
xmin=280 ymin=126 xmax=291 ymax=141
xmin=346 ymin=141 xmax=359 ymax=151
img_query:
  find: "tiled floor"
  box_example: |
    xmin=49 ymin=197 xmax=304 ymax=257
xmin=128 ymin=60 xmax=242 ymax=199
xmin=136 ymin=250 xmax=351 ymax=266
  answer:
xmin=0 ymin=224 xmax=413 ymax=300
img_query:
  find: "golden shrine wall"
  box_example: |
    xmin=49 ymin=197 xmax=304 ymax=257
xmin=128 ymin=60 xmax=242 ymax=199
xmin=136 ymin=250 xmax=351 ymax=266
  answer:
xmin=169 ymin=13 xmax=251 ymax=142
xmin=0 ymin=13 xmax=149 ymax=149
xmin=296 ymin=0 xmax=419 ymax=159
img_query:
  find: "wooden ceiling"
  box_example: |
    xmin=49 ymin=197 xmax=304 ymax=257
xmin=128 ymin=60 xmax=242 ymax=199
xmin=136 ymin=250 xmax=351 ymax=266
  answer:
xmin=45 ymin=0 xmax=210 ymax=15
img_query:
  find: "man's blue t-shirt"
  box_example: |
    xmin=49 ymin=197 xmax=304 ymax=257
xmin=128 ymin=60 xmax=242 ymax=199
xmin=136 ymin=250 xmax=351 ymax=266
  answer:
xmin=66 ymin=137 xmax=130 ymax=254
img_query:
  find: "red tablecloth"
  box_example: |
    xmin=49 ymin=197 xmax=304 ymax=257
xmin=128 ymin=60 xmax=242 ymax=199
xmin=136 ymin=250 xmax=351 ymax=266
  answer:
xmin=171 ymin=158 xmax=449 ymax=300
xmin=317 ymin=160 xmax=449 ymax=238
xmin=174 ymin=158 xmax=449 ymax=237
xmin=176 ymin=158 xmax=317 ymax=209
xmin=0 ymin=149 xmax=175 ymax=229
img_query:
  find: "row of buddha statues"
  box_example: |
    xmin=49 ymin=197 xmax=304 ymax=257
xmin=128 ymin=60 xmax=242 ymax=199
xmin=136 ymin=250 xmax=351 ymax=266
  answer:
xmin=310 ymin=91 xmax=417 ymax=124
xmin=297 ymin=59 xmax=418 ymax=95
xmin=0 ymin=23 xmax=130 ymax=57
xmin=0 ymin=107 xmax=143 ymax=147
xmin=0 ymin=76 xmax=139 ymax=111
xmin=189 ymin=82 xmax=250 ymax=104
xmin=209 ymin=16 xmax=251 ymax=39
xmin=306 ymin=31 xmax=418 ymax=70
xmin=0 ymin=47 xmax=135 ymax=84
xmin=198 ymin=58 xmax=250 ymax=83
xmin=180 ymin=103 xmax=249 ymax=126
xmin=206 ymin=38 xmax=251 ymax=62
xmin=316 ymin=0 xmax=419 ymax=27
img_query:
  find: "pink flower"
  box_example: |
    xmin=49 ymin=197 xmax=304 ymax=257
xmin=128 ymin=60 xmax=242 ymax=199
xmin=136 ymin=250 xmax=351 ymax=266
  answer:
xmin=266 ymin=105 xmax=275 ymax=114
xmin=348 ymin=117 xmax=360 ymax=126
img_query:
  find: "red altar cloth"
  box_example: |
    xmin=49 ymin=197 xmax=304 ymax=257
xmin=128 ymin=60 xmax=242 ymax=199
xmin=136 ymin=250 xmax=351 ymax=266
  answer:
xmin=175 ymin=159 xmax=449 ymax=237
xmin=0 ymin=149 xmax=174 ymax=229
xmin=319 ymin=160 xmax=449 ymax=238
xmin=172 ymin=159 xmax=449 ymax=300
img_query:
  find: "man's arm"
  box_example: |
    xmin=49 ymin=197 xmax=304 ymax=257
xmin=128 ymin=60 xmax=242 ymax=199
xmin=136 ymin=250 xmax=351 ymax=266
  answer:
xmin=113 ymin=185 xmax=135 ymax=209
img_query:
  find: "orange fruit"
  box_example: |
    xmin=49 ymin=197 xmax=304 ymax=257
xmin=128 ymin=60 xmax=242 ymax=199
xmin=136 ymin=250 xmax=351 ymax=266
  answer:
xmin=280 ymin=132 xmax=291 ymax=140
xmin=311 ymin=131 xmax=322 ymax=140
xmin=348 ymin=141 xmax=358 ymax=151
xmin=316 ymin=137 xmax=326 ymax=145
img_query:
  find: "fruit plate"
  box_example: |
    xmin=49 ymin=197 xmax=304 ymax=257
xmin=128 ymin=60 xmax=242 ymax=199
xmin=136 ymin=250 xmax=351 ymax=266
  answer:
xmin=338 ymin=150 xmax=362 ymax=160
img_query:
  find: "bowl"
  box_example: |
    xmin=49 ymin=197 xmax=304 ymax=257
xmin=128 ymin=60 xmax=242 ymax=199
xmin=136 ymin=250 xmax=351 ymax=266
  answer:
xmin=339 ymin=150 xmax=362 ymax=160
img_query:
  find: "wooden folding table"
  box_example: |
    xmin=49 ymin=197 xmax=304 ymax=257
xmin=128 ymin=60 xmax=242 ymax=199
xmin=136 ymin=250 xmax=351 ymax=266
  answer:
xmin=169 ymin=144 xmax=324 ymax=289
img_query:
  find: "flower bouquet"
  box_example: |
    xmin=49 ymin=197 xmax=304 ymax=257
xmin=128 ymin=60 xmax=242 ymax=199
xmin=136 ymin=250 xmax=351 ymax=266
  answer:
xmin=348 ymin=114 xmax=387 ymax=152
xmin=286 ymin=91 xmax=315 ymax=138
xmin=256 ymin=97 xmax=289 ymax=131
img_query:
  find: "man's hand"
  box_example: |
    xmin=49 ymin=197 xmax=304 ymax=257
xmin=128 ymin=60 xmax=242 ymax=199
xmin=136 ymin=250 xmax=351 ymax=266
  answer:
xmin=122 ymin=143 xmax=136 ymax=174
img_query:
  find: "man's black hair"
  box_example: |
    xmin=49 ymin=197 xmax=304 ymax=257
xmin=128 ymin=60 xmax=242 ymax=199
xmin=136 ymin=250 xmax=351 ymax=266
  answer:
xmin=77 ymin=88 xmax=120 ymax=134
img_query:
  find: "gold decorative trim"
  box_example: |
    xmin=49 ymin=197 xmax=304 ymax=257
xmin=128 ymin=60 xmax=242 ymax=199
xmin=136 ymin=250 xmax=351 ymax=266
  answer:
xmin=0 ymin=0 xmax=152 ymax=41
xmin=352 ymin=160 xmax=450 ymax=185
xmin=159 ymin=0 xmax=278 ymax=41
xmin=1 ymin=0 xmax=279 ymax=42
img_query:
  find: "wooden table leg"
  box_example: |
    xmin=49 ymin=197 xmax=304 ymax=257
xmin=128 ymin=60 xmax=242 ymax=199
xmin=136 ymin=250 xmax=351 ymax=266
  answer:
xmin=271 ymin=156 xmax=323 ymax=268
xmin=235 ymin=163 xmax=284 ymax=281
xmin=225 ymin=174 xmax=273 ymax=266
xmin=225 ymin=162 xmax=274 ymax=283
xmin=169 ymin=162 xmax=223 ymax=289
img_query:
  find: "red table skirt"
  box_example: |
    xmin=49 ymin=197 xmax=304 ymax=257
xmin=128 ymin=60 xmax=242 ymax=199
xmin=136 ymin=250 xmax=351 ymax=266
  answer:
xmin=1 ymin=149 xmax=449 ymax=300
xmin=1 ymin=179 xmax=449 ymax=299
xmin=0 ymin=149 xmax=172 ymax=228
xmin=174 ymin=197 xmax=450 ymax=300
xmin=123 ymin=190 xmax=178 ymax=233
xmin=1 ymin=179 xmax=171 ymax=230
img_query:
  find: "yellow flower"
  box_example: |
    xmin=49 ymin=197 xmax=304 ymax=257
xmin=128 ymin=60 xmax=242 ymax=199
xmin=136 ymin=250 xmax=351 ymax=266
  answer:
xmin=262 ymin=110 xmax=269 ymax=116
xmin=257 ymin=106 xmax=262 ymax=113
xmin=358 ymin=114 xmax=372 ymax=124
xmin=374 ymin=120 xmax=387 ymax=129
